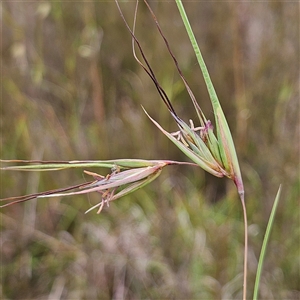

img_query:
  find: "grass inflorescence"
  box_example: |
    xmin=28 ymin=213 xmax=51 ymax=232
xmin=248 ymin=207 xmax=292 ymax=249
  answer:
xmin=1 ymin=1 xmax=298 ymax=299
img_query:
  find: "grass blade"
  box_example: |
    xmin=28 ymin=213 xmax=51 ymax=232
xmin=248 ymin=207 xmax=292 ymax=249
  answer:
xmin=253 ymin=185 xmax=282 ymax=300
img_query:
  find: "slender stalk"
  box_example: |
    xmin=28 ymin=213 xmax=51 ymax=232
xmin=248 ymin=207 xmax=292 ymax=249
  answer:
xmin=241 ymin=198 xmax=248 ymax=300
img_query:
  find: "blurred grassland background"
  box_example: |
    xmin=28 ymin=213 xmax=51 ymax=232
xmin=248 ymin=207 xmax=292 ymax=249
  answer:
xmin=0 ymin=1 xmax=299 ymax=299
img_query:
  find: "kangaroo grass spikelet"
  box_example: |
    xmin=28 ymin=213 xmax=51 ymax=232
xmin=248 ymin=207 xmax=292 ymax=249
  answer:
xmin=0 ymin=159 xmax=196 ymax=213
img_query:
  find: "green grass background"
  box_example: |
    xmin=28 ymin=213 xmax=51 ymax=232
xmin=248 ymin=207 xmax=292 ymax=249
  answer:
xmin=1 ymin=1 xmax=299 ymax=299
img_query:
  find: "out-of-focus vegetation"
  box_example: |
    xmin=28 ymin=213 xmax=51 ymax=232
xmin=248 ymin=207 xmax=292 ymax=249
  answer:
xmin=1 ymin=1 xmax=299 ymax=299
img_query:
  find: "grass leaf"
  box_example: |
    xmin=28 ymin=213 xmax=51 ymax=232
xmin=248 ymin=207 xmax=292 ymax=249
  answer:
xmin=253 ymin=185 xmax=282 ymax=300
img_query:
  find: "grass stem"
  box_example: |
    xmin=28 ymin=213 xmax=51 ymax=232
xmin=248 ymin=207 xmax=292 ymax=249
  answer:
xmin=241 ymin=198 xmax=248 ymax=300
